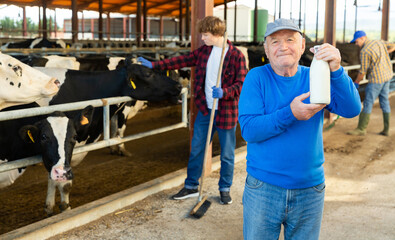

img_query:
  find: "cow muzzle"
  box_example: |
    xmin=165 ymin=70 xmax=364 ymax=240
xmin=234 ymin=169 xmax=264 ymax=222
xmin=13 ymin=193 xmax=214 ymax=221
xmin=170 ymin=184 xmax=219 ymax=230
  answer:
xmin=50 ymin=166 xmax=73 ymax=182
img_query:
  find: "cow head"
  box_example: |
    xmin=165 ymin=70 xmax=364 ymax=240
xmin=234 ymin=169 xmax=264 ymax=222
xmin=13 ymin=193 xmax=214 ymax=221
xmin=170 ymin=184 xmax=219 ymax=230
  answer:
xmin=124 ymin=59 xmax=182 ymax=102
xmin=18 ymin=105 xmax=94 ymax=182
xmin=0 ymin=53 xmax=59 ymax=110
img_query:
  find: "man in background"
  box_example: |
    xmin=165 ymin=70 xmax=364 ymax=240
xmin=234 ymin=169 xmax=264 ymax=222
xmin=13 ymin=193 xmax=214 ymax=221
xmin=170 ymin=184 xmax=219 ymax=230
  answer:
xmin=347 ymin=30 xmax=395 ymax=136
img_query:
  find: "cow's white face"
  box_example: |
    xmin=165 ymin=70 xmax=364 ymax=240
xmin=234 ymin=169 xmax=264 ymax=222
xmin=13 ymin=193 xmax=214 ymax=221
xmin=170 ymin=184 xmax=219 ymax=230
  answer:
xmin=45 ymin=116 xmax=75 ymax=182
xmin=0 ymin=53 xmax=59 ymax=110
xmin=19 ymin=114 xmax=77 ymax=182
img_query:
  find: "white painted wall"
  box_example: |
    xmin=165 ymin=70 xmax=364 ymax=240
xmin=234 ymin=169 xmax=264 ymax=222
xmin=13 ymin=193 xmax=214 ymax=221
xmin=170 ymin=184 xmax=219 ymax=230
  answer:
xmin=214 ymin=5 xmax=253 ymax=41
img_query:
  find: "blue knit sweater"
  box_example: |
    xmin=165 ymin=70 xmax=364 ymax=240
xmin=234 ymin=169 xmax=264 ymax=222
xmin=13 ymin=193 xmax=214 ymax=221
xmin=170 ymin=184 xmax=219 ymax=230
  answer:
xmin=238 ymin=64 xmax=361 ymax=189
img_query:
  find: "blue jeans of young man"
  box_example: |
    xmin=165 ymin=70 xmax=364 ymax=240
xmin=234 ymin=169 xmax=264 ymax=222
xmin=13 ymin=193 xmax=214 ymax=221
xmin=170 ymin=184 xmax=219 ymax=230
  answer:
xmin=243 ymin=174 xmax=325 ymax=240
xmin=184 ymin=110 xmax=236 ymax=192
xmin=362 ymin=81 xmax=391 ymax=114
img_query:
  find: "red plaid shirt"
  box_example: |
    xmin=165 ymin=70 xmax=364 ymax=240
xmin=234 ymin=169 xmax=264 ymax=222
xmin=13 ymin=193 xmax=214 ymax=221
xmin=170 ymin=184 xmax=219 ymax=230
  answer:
xmin=152 ymin=40 xmax=247 ymax=129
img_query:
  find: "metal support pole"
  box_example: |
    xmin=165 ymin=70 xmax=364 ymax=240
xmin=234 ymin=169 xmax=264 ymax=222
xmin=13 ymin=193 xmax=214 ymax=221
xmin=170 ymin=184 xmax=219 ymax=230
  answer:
xmin=103 ymin=102 xmax=110 ymax=140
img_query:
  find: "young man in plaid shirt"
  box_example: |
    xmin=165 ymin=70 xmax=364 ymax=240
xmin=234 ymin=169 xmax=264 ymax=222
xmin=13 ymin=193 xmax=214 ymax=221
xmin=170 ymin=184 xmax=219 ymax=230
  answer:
xmin=347 ymin=30 xmax=395 ymax=136
xmin=138 ymin=16 xmax=247 ymax=204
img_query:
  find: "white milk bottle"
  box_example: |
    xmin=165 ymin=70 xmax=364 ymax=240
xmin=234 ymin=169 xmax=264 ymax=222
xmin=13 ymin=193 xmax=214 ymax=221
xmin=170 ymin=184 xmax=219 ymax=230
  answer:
xmin=310 ymin=45 xmax=331 ymax=104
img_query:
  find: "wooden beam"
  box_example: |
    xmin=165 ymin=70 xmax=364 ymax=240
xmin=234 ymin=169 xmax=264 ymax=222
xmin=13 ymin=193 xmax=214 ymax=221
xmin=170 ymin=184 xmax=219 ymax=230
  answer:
xmin=224 ymin=0 xmax=227 ymax=22
xmin=179 ymin=0 xmax=183 ymax=41
xmin=105 ymin=0 xmax=138 ymax=13
xmin=0 ymin=0 xmax=236 ymax=18
xmin=381 ymin=0 xmax=389 ymax=41
xmin=323 ymin=0 xmax=336 ymax=46
xmin=22 ymin=6 xmax=27 ymax=37
xmin=78 ymin=0 xmax=101 ymax=10
xmin=136 ymin=0 xmax=142 ymax=47
xmin=185 ymin=0 xmax=190 ymax=40
xmin=143 ymin=0 xmax=147 ymax=41
xmin=159 ymin=16 xmax=164 ymax=41
xmin=191 ymin=0 xmax=214 ymax=176
xmin=71 ymin=0 xmax=78 ymax=43
xmin=157 ymin=0 xmax=233 ymax=17
xmin=107 ymin=13 xmax=111 ymax=40
xmin=99 ymin=0 xmax=103 ymax=40
xmin=42 ymin=0 xmax=48 ymax=38
xmin=38 ymin=6 xmax=41 ymax=37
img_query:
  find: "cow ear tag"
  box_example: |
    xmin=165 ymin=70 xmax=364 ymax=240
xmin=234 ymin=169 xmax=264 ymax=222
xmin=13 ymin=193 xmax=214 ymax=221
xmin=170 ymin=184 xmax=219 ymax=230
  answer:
xmin=262 ymin=56 xmax=265 ymax=62
xmin=129 ymin=78 xmax=136 ymax=89
xmin=27 ymin=130 xmax=35 ymax=143
xmin=80 ymin=116 xmax=89 ymax=125
xmin=166 ymin=70 xmax=169 ymax=77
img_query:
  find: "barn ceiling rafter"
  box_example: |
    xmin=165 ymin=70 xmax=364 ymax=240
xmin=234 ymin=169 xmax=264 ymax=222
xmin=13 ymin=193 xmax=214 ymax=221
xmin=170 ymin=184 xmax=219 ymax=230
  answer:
xmin=0 ymin=0 xmax=234 ymax=17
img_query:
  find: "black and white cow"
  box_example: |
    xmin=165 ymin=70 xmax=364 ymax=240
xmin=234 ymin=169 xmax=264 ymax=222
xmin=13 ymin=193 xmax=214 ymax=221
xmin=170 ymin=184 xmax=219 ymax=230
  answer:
xmin=0 ymin=103 xmax=94 ymax=215
xmin=76 ymin=55 xmax=131 ymax=71
xmin=31 ymin=56 xmax=139 ymax=156
xmin=28 ymin=55 xmax=80 ymax=70
xmin=36 ymin=58 xmax=182 ymax=165
xmin=0 ymin=53 xmax=59 ymax=110
xmin=1 ymin=38 xmax=66 ymax=50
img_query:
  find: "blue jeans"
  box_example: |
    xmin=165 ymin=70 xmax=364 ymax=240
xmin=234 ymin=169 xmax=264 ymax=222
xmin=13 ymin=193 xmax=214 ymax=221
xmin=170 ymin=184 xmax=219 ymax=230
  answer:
xmin=184 ymin=110 xmax=236 ymax=192
xmin=362 ymin=81 xmax=391 ymax=114
xmin=243 ymin=174 xmax=325 ymax=240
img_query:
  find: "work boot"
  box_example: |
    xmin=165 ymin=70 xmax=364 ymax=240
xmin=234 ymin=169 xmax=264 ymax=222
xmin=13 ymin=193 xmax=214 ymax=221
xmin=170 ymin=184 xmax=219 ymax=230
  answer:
xmin=346 ymin=112 xmax=370 ymax=136
xmin=379 ymin=112 xmax=390 ymax=136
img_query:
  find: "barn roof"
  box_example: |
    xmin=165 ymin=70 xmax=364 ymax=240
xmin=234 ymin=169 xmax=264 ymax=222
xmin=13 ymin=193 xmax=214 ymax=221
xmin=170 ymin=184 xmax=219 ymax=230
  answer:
xmin=0 ymin=0 xmax=234 ymax=17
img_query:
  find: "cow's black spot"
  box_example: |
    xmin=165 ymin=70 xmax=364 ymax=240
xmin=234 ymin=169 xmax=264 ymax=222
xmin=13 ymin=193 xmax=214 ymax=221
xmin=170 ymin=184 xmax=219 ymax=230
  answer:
xmin=10 ymin=82 xmax=14 ymax=86
xmin=0 ymin=62 xmax=2 ymax=65
xmin=6 ymin=78 xmax=8 ymax=81
xmin=18 ymin=82 xmax=21 ymax=88
xmin=8 ymin=63 xmax=12 ymax=67
xmin=13 ymin=65 xmax=22 ymax=77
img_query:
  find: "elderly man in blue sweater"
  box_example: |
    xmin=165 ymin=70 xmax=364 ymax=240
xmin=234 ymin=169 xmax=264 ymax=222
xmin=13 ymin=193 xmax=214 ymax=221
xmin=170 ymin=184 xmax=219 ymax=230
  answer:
xmin=238 ymin=19 xmax=361 ymax=240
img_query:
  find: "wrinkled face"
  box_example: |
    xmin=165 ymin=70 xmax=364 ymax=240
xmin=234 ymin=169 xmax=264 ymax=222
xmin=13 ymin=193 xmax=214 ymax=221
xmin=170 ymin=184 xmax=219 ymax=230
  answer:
xmin=127 ymin=64 xmax=182 ymax=102
xmin=37 ymin=115 xmax=77 ymax=182
xmin=0 ymin=53 xmax=59 ymax=110
xmin=264 ymin=30 xmax=305 ymax=73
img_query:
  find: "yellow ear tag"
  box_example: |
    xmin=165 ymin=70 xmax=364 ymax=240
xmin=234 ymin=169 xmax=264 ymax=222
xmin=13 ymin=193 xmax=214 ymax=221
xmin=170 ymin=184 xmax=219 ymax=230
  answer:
xmin=27 ymin=130 xmax=35 ymax=143
xmin=167 ymin=70 xmax=169 ymax=77
xmin=262 ymin=56 xmax=265 ymax=62
xmin=80 ymin=116 xmax=89 ymax=125
xmin=129 ymin=78 xmax=136 ymax=89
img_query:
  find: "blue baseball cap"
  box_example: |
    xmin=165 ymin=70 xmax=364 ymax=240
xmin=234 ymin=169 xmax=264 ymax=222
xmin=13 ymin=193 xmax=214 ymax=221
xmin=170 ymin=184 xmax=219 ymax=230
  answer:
xmin=264 ymin=18 xmax=302 ymax=38
xmin=350 ymin=30 xmax=366 ymax=43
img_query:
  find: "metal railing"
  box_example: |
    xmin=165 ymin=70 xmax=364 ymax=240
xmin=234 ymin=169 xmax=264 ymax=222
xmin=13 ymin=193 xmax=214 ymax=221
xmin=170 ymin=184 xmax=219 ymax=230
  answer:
xmin=0 ymin=87 xmax=188 ymax=173
xmin=343 ymin=60 xmax=395 ymax=85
